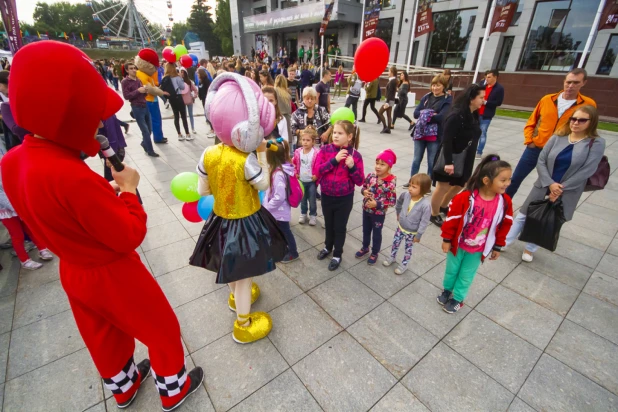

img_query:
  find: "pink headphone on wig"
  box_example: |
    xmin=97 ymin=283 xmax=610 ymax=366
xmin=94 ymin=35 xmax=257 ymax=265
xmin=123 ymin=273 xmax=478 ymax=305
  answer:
xmin=204 ymin=72 xmax=276 ymax=153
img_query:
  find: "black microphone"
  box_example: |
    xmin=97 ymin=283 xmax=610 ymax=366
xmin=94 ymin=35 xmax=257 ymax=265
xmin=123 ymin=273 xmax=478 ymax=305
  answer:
xmin=95 ymin=135 xmax=125 ymax=172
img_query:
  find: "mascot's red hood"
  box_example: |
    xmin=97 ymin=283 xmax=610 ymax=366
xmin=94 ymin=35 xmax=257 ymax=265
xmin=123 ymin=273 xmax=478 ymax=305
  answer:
xmin=9 ymin=41 xmax=123 ymax=157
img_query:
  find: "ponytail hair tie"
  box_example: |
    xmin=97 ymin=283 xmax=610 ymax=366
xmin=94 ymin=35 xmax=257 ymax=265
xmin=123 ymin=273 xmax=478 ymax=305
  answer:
xmin=490 ymin=156 xmax=500 ymax=161
xmin=266 ymin=137 xmax=284 ymax=152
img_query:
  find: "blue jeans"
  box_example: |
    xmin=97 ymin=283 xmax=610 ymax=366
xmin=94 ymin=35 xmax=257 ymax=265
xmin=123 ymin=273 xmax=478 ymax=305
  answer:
xmin=131 ymin=105 xmax=154 ymax=154
xmin=147 ymin=98 xmax=165 ymax=142
xmin=411 ymin=140 xmax=439 ymax=178
xmin=277 ymin=221 xmax=298 ymax=257
xmin=362 ymin=211 xmax=385 ymax=255
xmin=477 ymin=116 xmax=492 ymax=155
xmin=300 ymin=181 xmax=317 ymax=216
xmin=112 ymin=77 xmax=119 ymax=91
xmin=506 ymin=145 xmax=543 ymax=198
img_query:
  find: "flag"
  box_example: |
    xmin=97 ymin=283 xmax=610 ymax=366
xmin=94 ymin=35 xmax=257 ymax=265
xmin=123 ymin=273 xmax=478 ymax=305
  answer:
xmin=489 ymin=0 xmax=519 ymax=34
xmin=166 ymin=38 xmax=171 ymax=46
xmin=81 ymin=32 xmax=84 ymax=40
xmin=599 ymin=0 xmax=618 ymax=30
xmin=64 ymin=32 xmax=68 ymax=39
xmin=0 ymin=0 xmax=23 ymax=53
xmin=88 ymin=33 xmax=93 ymax=40
xmin=182 ymin=39 xmax=185 ymax=46
xmin=415 ymin=0 xmax=435 ymax=38
xmin=24 ymin=30 xmax=30 ymax=36
xmin=363 ymin=0 xmax=382 ymax=39
xmin=37 ymin=31 xmax=41 ymax=38
xmin=319 ymin=0 xmax=335 ymax=37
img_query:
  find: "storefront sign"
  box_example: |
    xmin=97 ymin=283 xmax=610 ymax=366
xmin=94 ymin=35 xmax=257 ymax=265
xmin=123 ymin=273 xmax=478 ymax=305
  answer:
xmin=415 ymin=0 xmax=434 ymax=38
xmin=490 ymin=0 xmax=519 ymax=34
xmin=319 ymin=0 xmax=336 ymax=36
xmin=244 ymin=2 xmax=329 ymax=33
xmin=599 ymin=0 xmax=618 ymax=30
xmin=363 ymin=0 xmax=382 ymax=39
xmin=0 ymin=0 xmax=22 ymax=53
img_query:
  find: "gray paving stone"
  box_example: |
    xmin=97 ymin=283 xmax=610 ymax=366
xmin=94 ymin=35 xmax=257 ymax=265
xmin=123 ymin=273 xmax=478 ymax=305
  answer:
xmin=503 ymin=265 xmax=579 ymax=316
xmin=347 ymin=251 xmax=418 ymax=299
xmin=307 ymin=272 xmax=384 ymax=328
xmin=16 ymin=256 xmax=59 ymax=291
xmin=140 ymin=192 xmax=168 ymax=212
xmin=251 ymin=268 xmax=304 ymax=313
xmin=554 ymin=237 xmax=604 ymax=269
xmin=583 ymin=271 xmax=618 ymax=307
xmin=0 ymin=294 xmax=14 ymax=335
xmin=476 ymin=254 xmax=520 ymax=283
xmin=175 ymin=287 xmax=236 ymax=353
xmin=3 ymin=348 xmax=103 ymax=412
xmin=268 ymin=294 xmax=342 ymax=365
xmin=567 ymin=292 xmax=618 ymax=346
xmin=191 ymin=333 xmax=288 ymax=412
xmin=369 ymin=383 xmax=429 ymax=412
xmin=596 ymin=253 xmax=618 ymax=280
xmin=389 ymin=278 xmax=471 ymax=339
xmin=519 ymin=354 xmax=618 ymax=412
xmin=144 ymin=206 xmax=178 ymax=229
xmin=229 ymin=369 xmax=322 ymax=412
xmin=12 ymin=280 xmax=70 ymax=329
xmin=335 ymin=235 xmax=369 ymax=271
xmin=0 ymin=253 xmax=18 ymax=298
xmin=0 ymin=332 xmax=8 ymax=385
xmin=561 ymin=222 xmax=614 ymax=251
xmin=348 ymin=223 xmax=397 ymax=252
xmin=422 ymin=262 xmax=497 ymax=308
xmin=547 ymin=320 xmax=618 ymax=395
xmin=140 ymin=220 xmax=191 ymax=252
xmin=507 ymin=398 xmax=536 ymax=412
xmin=293 ymin=332 xmax=397 ymax=412
xmin=476 ymin=286 xmax=563 ymax=350
xmin=444 ymin=311 xmax=542 ymax=393
xmin=7 ymin=310 xmax=84 ymax=380
xmin=402 ymin=342 xmax=513 ymax=412
xmin=587 ymin=188 xmax=618 ymax=211
xmin=568 ymin=211 xmax=618 ymax=238
xmin=520 ymin=247 xmax=593 ymax=289
xmin=348 ymin=302 xmax=438 ymax=379
xmin=292 ymin=222 xmax=326 ymax=247
xmin=277 ymin=247 xmax=343 ymax=291
xmin=406 ymin=243 xmax=445 ymax=276
xmin=157 ymin=265 xmax=222 ymax=308
xmin=84 ymin=401 xmax=106 ymax=412
xmin=608 ymin=238 xmax=618 ymax=256
xmin=576 ymin=202 xmax=618 ymax=225
xmin=144 ymin=238 xmax=195 ymax=277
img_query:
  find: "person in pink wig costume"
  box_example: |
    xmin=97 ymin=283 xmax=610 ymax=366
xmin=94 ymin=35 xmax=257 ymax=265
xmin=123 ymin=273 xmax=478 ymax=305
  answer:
xmin=189 ymin=73 xmax=288 ymax=344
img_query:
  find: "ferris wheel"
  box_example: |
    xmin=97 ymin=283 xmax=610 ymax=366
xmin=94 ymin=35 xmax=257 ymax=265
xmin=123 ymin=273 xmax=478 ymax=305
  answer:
xmin=87 ymin=0 xmax=174 ymax=47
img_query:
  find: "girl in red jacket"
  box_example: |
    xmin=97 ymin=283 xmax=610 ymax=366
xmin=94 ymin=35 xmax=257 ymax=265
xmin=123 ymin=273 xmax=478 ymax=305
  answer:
xmin=439 ymin=155 xmax=513 ymax=313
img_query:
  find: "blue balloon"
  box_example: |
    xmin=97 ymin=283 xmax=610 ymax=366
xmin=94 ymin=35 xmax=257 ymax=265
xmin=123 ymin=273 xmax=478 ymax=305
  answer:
xmin=197 ymin=195 xmax=215 ymax=220
xmin=189 ymin=53 xmax=199 ymax=66
xmin=258 ymin=190 xmax=266 ymax=203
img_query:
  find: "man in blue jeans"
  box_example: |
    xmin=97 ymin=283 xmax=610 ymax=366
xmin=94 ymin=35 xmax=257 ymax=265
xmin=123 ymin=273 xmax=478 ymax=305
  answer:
xmin=476 ymin=69 xmax=504 ymax=158
xmin=121 ymin=63 xmax=159 ymax=157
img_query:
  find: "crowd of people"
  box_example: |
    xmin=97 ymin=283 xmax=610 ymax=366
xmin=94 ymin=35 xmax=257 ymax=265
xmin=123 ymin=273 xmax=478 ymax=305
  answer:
xmin=0 ymin=38 xmax=609 ymax=410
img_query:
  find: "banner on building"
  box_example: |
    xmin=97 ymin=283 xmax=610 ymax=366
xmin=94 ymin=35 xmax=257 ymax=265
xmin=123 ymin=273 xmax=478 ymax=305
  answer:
xmin=319 ymin=0 xmax=336 ymax=36
xmin=599 ymin=0 xmax=618 ymax=30
xmin=415 ymin=0 xmax=435 ymax=38
xmin=244 ymin=2 xmax=326 ymax=33
xmin=0 ymin=0 xmax=23 ymax=53
xmin=490 ymin=0 xmax=519 ymax=34
xmin=363 ymin=0 xmax=382 ymax=39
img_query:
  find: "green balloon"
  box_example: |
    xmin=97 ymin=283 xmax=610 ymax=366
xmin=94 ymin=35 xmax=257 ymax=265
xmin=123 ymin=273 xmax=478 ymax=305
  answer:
xmin=330 ymin=107 xmax=355 ymax=125
xmin=170 ymin=172 xmax=200 ymax=203
xmin=174 ymin=44 xmax=188 ymax=59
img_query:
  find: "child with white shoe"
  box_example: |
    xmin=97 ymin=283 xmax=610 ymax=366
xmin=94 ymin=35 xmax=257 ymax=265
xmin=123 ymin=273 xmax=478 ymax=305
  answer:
xmin=293 ymin=126 xmax=319 ymax=226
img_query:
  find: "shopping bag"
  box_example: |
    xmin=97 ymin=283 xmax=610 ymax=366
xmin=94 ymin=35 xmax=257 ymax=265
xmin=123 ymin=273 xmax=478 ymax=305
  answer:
xmin=519 ymin=198 xmax=567 ymax=252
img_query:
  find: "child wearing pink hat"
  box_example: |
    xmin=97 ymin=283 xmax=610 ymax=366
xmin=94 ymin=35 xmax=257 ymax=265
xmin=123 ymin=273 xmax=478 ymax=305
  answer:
xmin=356 ymin=149 xmax=398 ymax=265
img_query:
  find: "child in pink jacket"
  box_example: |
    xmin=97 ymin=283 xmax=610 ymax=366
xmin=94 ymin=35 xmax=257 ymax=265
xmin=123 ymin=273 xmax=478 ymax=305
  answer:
xmin=292 ymin=126 xmax=320 ymax=226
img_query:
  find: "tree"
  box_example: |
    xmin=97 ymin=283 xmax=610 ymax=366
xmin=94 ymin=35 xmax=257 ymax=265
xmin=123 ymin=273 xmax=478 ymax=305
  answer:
xmin=213 ymin=0 xmax=233 ymax=56
xmin=171 ymin=21 xmax=190 ymax=44
xmin=187 ymin=0 xmax=222 ymax=56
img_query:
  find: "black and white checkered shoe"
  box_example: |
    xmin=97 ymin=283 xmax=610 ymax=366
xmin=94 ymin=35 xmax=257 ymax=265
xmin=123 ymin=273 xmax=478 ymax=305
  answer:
xmin=116 ymin=359 xmax=151 ymax=409
xmin=161 ymin=367 xmax=205 ymax=412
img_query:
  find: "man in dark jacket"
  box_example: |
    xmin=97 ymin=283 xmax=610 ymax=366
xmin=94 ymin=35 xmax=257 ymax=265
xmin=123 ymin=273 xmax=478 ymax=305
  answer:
xmin=476 ymin=69 xmax=504 ymax=157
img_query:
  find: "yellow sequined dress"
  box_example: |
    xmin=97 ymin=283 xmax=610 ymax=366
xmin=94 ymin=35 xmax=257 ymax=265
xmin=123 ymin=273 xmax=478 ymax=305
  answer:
xmin=189 ymin=144 xmax=288 ymax=283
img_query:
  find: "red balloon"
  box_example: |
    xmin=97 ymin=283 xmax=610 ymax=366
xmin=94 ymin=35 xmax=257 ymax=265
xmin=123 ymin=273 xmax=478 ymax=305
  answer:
xmin=354 ymin=38 xmax=390 ymax=82
xmin=180 ymin=54 xmax=193 ymax=69
xmin=182 ymin=201 xmax=202 ymax=223
xmin=162 ymin=47 xmax=177 ymax=63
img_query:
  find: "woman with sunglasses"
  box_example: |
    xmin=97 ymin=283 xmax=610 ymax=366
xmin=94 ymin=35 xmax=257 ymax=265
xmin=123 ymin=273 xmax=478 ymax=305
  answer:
xmin=505 ymin=105 xmax=606 ymax=262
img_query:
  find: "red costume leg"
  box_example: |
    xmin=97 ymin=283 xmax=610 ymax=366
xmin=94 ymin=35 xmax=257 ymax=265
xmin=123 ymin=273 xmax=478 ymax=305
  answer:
xmin=1 ymin=217 xmax=29 ymax=262
xmin=60 ymin=253 xmax=191 ymax=408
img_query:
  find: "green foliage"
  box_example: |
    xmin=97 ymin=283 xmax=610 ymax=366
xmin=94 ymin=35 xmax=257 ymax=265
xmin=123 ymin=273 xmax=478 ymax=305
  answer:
xmin=187 ymin=0 xmax=221 ymax=56
xmin=213 ymin=0 xmax=233 ymax=56
xmin=171 ymin=21 xmax=190 ymax=43
xmin=23 ymin=1 xmax=103 ymax=36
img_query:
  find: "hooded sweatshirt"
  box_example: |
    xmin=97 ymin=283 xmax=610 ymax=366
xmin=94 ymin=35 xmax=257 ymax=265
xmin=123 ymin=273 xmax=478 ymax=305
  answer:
xmin=263 ymin=163 xmax=296 ymax=222
xmin=313 ymin=143 xmax=364 ymax=197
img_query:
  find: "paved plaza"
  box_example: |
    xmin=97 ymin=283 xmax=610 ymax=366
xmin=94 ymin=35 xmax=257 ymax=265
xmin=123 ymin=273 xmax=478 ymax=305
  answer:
xmin=1 ymin=97 xmax=618 ymax=412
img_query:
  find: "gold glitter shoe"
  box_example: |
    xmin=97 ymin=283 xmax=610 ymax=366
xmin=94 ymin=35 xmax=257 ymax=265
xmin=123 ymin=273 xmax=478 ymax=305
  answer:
xmin=228 ymin=282 xmax=260 ymax=311
xmin=232 ymin=312 xmax=272 ymax=344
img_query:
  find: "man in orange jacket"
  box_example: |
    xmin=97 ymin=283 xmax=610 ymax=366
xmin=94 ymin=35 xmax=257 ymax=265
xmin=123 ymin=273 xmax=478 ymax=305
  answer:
xmin=506 ymin=68 xmax=596 ymax=198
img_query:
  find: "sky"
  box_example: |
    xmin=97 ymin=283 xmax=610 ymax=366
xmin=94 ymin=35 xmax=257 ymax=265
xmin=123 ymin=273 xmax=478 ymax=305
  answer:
xmin=17 ymin=0 xmax=218 ymax=26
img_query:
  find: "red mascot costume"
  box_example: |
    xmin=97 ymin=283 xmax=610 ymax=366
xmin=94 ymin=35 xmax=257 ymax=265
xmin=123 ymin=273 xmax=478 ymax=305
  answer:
xmin=1 ymin=42 xmax=203 ymax=411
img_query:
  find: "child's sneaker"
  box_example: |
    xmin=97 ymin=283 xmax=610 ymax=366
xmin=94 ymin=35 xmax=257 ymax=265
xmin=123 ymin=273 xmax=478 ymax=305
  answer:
xmin=21 ymin=259 xmax=43 ymax=270
xmin=443 ymin=298 xmax=463 ymax=314
xmin=280 ymin=253 xmax=299 ymax=263
xmin=355 ymin=248 xmax=369 ymax=259
xmin=367 ymin=254 xmax=378 ymax=265
xmin=309 ymin=216 xmax=317 ymax=226
xmin=437 ymin=290 xmax=451 ymax=306
xmin=38 ymin=248 xmax=54 ymax=261
xmin=185 ymin=134 xmax=194 ymax=141
xmin=178 ymin=135 xmax=186 ymax=141
xmin=394 ymin=266 xmax=406 ymax=275
xmin=382 ymin=257 xmax=395 ymax=267
xmin=298 ymin=214 xmax=307 ymax=224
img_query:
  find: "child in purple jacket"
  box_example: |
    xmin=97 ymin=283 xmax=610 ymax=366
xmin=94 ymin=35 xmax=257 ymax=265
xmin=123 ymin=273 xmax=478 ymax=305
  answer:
xmin=313 ymin=120 xmax=364 ymax=271
xmin=263 ymin=139 xmax=299 ymax=263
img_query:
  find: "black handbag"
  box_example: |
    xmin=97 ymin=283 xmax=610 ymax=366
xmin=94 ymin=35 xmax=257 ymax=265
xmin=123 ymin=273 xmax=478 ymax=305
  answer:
xmin=519 ymin=198 xmax=566 ymax=252
xmin=433 ymin=140 xmax=472 ymax=178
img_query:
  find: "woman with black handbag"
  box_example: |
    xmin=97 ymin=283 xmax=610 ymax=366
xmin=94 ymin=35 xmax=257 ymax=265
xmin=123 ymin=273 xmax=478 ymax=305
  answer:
xmin=160 ymin=63 xmax=191 ymax=141
xmin=430 ymin=84 xmax=485 ymax=226
xmin=505 ymin=105 xmax=606 ymax=262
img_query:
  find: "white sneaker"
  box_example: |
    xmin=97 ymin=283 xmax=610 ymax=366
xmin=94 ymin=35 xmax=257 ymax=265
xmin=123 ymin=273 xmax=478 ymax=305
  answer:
xmin=21 ymin=259 xmax=43 ymax=270
xmin=207 ymin=132 xmax=216 ymax=139
xmin=394 ymin=266 xmax=406 ymax=275
xmin=475 ymin=153 xmax=482 ymax=159
xmin=298 ymin=214 xmax=307 ymax=224
xmin=383 ymin=258 xmax=395 ymax=267
xmin=521 ymin=251 xmax=534 ymax=262
xmin=38 ymin=248 xmax=54 ymax=261
xmin=192 ymin=129 xmax=197 ymax=134
xmin=185 ymin=134 xmax=194 ymax=141
xmin=309 ymin=216 xmax=317 ymax=226
xmin=178 ymin=135 xmax=186 ymax=141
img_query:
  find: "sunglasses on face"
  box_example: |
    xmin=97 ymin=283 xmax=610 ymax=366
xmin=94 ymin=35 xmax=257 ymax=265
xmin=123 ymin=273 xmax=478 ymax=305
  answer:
xmin=570 ymin=117 xmax=590 ymax=124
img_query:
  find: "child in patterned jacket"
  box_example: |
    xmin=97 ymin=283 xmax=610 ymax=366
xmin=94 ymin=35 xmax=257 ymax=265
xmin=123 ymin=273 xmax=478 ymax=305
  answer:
xmin=356 ymin=149 xmax=397 ymax=265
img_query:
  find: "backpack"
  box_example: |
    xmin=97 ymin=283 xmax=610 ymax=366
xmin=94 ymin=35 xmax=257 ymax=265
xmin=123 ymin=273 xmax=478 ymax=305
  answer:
xmin=284 ymin=173 xmax=304 ymax=208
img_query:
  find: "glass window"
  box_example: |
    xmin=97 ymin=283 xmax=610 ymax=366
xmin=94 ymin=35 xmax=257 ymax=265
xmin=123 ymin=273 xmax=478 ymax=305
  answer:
xmin=518 ymin=0 xmax=602 ymax=72
xmin=411 ymin=40 xmax=419 ymax=65
xmin=511 ymin=0 xmax=523 ymax=26
xmin=425 ymin=8 xmax=477 ymax=69
xmin=354 ymin=24 xmax=359 ymax=38
xmin=382 ymin=0 xmax=396 ymax=10
xmin=375 ymin=18 xmax=395 ymax=47
xmin=598 ymin=35 xmax=618 ymax=75
xmin=497 ymin=36 xmax=515 ymax=70
xmin=472 ymin=37 xmax=483 ymax=71
xmin=398 ymin=0 xmax=407 ymax=34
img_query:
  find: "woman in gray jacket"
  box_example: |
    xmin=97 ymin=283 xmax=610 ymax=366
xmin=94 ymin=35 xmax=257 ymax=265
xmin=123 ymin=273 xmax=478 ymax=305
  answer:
xmin=506 ymin=105 xmax=605 ymax=262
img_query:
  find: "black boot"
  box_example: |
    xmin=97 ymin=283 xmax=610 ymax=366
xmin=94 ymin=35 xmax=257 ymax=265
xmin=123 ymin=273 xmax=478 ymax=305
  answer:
xmin=430 ymin=214 xmax=444 ymax=227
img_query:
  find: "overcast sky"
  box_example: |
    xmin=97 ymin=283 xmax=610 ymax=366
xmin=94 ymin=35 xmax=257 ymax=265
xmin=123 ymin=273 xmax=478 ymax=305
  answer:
xmin=17 ymin=0 xmax=218 ymax=26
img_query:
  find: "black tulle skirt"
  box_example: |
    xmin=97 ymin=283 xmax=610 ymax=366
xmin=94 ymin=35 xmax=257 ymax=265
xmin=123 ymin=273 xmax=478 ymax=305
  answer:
xmin=189 ymin=207 xmax=288 ymax=284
